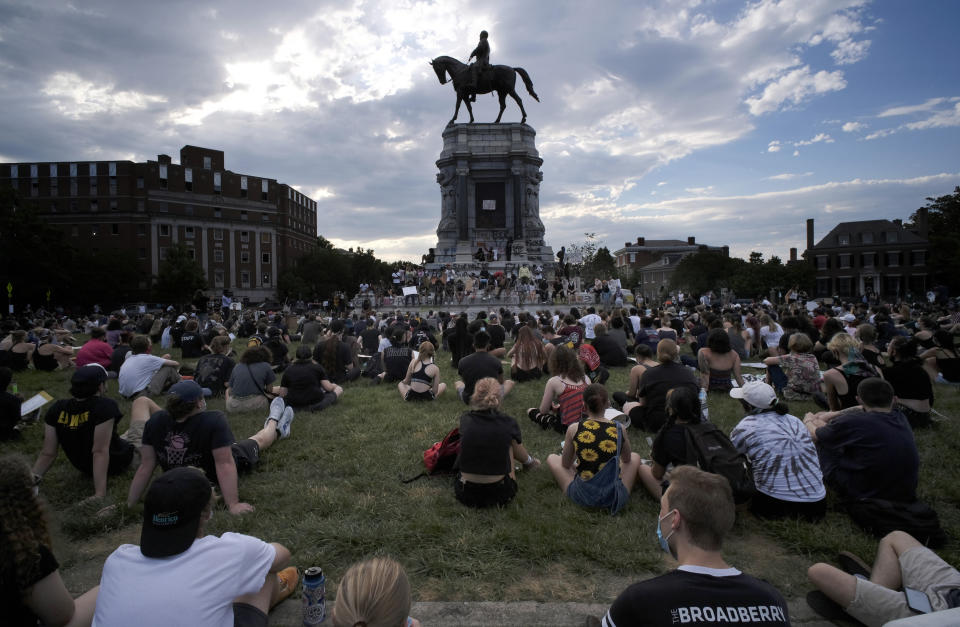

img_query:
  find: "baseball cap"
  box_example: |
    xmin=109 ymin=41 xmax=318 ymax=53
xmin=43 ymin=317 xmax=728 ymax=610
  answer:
xmin=71 ymin=364 xmax=108 ymax=386
xmin=167 ymin=380 xmax=212 ymax=402
xmin=140 ymin=467 xmax=212 ymax=558
xmin=729 ymin=380 xmax=778 ymax=409
xmin=841 ymin=313 xmax=856 ymax=322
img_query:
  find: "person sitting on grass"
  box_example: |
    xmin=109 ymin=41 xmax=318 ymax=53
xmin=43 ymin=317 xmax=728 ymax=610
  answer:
xmin=0 ymin=367 xmax=22 ymax=441
xmin=728 ymin=381 xmax=826 ymax=521
xmin=820 ymin=332 xmax=876 ymax=411
xmin=455 ymin=330 xmax=514 ymax=405
xmin=547 ymin=384 xmax=643 ymax=515
xmin=96 ymin=466 xmax=298 ymax=627
xmin=697 ymin=328 xmax=743 ymax=393
xmin=1 ymin=455 xmax=99 ymax=627
xmin=194 ymin=335 xmax=236 ymax=398
xmin=592 ymin=322 xmax=629 ymax=368
xmin=107 ymin=331 xmax=132 ymax=376
xmin=117 ymin=335 xmax=180 ymax=399
xmin=456 ymin=377 xmax=540 ymax=508
xmin=31 ymin=365 xmax=152 ymax=504
xmin=126 ymin=381 xmax=294 ymax=515
xmin=315 ymin=320 xmax=362 ymax=384
xmin=807 ymin=530 xmax=960 ymax=625
xmin=598 ymin=466 xmax=789 ymax=626
xmin=527 ymin=345 xmax=589 ymax=433
xmin=279 ymin=345 xmax=343 ymax=412
xmin=612 ymin=343 xmax=660 ymax=410
xmin=225 ymin=346 xmax=277 ymax=413
xmin=578 ymin=341 xmax=610 ymax=384
xmin=178 ymin=318 xmax=209 ymax=359
xmin=398 ymin=341 xmax=446 ymax=401
xmin=506 ymin=325 xmax=547 ymax=382
xmin=377 ymin=327 xmax=413 ymax=385
xmin=762 ymin=332 xmax=819 ymax=401
xmin=2 ymin=329 xmax=35 ymax=371
xmin=637 ymin=386 xmax=701 ymax=500
xmin=621 ymin=339 xmax=699 ymax=433
xmin=332 ymin=557 xmax=421 ymax=627
xmin=33 ymin=329 xmax=75 ymax=371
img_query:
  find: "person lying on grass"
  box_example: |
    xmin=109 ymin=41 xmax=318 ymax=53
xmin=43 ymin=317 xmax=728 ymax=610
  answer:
xmin=32 ymin=364 xmax=152 ymax=504
xmin=546 ymin=383 xmax=642 ymax=515
xmin=456 ymin=377 xmax=540 ymax=508
xmin=126 ymin=381 xmax=294 ymax=515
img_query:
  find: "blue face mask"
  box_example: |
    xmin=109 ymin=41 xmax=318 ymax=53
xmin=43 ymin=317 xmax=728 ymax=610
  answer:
xmin=656 ymin=509 xmax=677 ymax=553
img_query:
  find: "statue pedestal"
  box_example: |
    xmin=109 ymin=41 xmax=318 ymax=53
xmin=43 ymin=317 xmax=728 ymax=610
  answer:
xmin=430 ymin=123 xmax=553 ymax=270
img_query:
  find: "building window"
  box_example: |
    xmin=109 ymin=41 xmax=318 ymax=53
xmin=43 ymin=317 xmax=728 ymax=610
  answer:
xmin=214 ymin=269 xmax=224 ymax=287
xmin=187 ymin=247 xmax=196 ymax=260
xmin=138 ymin=247 xmax=146 ymax=259
xmin=90 ymin=200 xmax=99 ymax=212
xmin=159 ymin=224 xmax=170 ymax=236
xmin=240 ymin=231 xmax=249 ymax=243
xmin=203 ymin=156 xmax=211 ymax=169
xmin=261 ymin=179 xmax=269 ymax=200
xmin=111 ymin=223 xmax=119 ymax=235
xmin=91 ymin=224 xmax=99 ymax=236
xmin=240 ymin=176 xmax=248 ymax=198
xmin=159 ymin=163 xmax=167 ymax=189
xmin=816 ymin=256 xmax=828 ymax=270
xmin=50 ymin=178 xmax=58 ymax=196
xmin=886 ymin=230 xmax=899 ymax=243
xmin=88 ymin=163 xmax=97 ymax=176
xmin=213 ymin=172 xmax=221 ymax=194
xmin=49 ymin=164 xmax=57 ymax=177
xmin=838 ymin=254 xmax=851 ymax=269
xmin=261 ymin=232 xmax=271 ymax=243
xmin=137 ymin=176 xmax=144 ymax=189
xmin=837 ymin=277 xmax=853 ymax=296
xmin=838 ymin=234 xmax=850 ymax=246
xmin=214 ymin=228 xmax=223 ymax=240
xmin=109 ymin=178 xmax=117 ymax=195
xmin=863 ymin=253 xmax=875 ymax=268
xmin=69 ymin=163 xmax=77 ymax=176
xmin=109 ymin=162 xmax=116 ymax=176
xmin=214 ymin=208 xmax=221 ymax=218
xmin=185 ymin=226 xmax=195 ymax=239
xmin=137 ymin=199 xmax=145 ymax=212
xmin=70 ymin=200 xmax=78 ymax=212
xmin=240 ymin=210 xmax=248 ymax=221
xmin=913 ymin=250 xmax=925 ymax=266
xmin=137 ymin=224 xmax=147 ymax=236
xmin=90 ymin=177 xmax=98 ymax=195
xmin=110 ymin=200 xmax=118 ymax=211
xmin=887 ymin=252 xmax=900 ymax=267
xmin=860 ymin=232 xmax=873 ymax=244
xmin=261 ymin=252 xmax=271 ymax=264
xmin=9 ymin=165 xmax=17 ymax=177
xmin=261 ymin=213 xmax=269 ymax=222
xmin=184 ymin=205 xmax=194 ymax=216
xmin=184 ymin=167 xmax=193 ymax=192
xmin=159 ymin=247 xmax=168 ymax=260
xmin=240 ymin=271 xmax=250 ymax=287
xmin=158 ymin=202 xmax=168 ymax=213
xmin=70 ymin=178 xmax=78 ymax=195
xmin=816 ymin=278 xmax=831 ymax=295
xmin=214 ymin=249 xmax=224 ymax=263
xmin=31 ymin=179 xmax=38 ymax=196
xmin=241 ymin=251 xmax=250 ymax=263
xmin=262 ymin=273 xmax=270 ymax=286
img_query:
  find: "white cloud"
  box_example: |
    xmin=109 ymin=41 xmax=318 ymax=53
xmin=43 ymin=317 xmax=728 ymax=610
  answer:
xmin=842 ymin=121 xmax=865 ymax=132
xmin=41 ymin=72 xmax=166 ymax=119
xmin=864 ymin=128 xmax=895 ymax=141
xmin=657 ymin=181 xmax=668 ymax=187
xmin=745 ymin=66 xmax=847 ymax=115
xmin=684 ymin=186 xmax=714 ymax=195
xmin=767 ymin=140 xmax=782 ymax=152
xmin=904 ymin=102 xmax=960 ymax=131
xmin=878 ymin=97 xmax=947 ymax=118
xmin=793 ymin=150 xmax=800 ymax=156
xmin=794 ymin=133 xmax=834 ymax=146
xmin=831 ymin=37 xmax=871 ymax=64
xmin=766 ymin=171 xmax=814 ymax=180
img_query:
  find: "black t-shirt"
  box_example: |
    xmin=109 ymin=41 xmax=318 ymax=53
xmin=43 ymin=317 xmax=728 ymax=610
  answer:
xmin=637 ymin=362 xmax=699 ymax=431
xmin=280 ymin=362 xmax=330 ymax=408
xmin=881 ymin=362 xmax=934 ymax=402
xmin=361 ymin=328 xmax=380 ymax=354
xmin=0 ymin=390 xmax=20 ymax=440
xmin=487 ymin=324 xmax=506 ymax=349
xmin=651 ymin=423 xmax=690 ymax=469
xmin=815 ymin=409 xmax=919 ymax=501
xmin=195 ymin=353 xmax=236 ymax=397
xmin=143 ymin=409 xmax=235 ymax=484
xmin=458 ymin=409 xmax=523 ymax=475
xmin=457 ymin=351 xmax=503 ymax=404
xmin=594 ymin=335 xmax=628 ymax=367
xmin=109 ymin=345 xmax=132 ymax=373
xmin=604 ymin=568 xmax=789 ymax=627
xmin=179 ymin=332 xmax=205 ymax=358
xmin=3 ymin=543 xmax=59 ymax=627
xmin=383 ymin=345 xmax=413 ymax=382
xmin=45 ymin=397 xmax=133 ymax=475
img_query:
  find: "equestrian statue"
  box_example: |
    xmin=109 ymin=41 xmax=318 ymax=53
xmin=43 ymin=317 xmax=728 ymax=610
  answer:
xmin=430 ymin=30 xmax=539 ymax=126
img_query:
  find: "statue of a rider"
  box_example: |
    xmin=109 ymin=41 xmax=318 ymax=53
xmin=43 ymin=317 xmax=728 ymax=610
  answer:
xmin=467 ymin=30 xmax=490 ymax=102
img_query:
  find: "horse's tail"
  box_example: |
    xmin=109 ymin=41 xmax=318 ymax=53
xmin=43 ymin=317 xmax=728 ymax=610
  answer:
xmin=513 ymin=67 xmax=539 ymax=102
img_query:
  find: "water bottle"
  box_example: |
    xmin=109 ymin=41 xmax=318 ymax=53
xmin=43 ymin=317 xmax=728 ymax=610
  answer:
xmin=699 ymin=387 xmax=709 ymax=422
xmin=302 ymin=567 xmax=325 ymax=626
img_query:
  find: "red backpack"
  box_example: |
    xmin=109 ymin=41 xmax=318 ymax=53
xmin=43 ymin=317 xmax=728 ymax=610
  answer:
xmin=402 ymin=427 xmax=460 ymax=483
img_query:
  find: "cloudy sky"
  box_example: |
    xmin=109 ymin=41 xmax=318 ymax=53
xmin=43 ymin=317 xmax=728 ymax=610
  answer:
xmin=1 ymin=0 xmax=958 ymax=262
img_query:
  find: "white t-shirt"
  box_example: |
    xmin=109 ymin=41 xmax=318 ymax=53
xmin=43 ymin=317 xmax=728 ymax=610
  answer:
xmin=580 ymin=313 xmax=602 ymax=339
xmin=730 ymin=412 xmax=825 ymax=503
xmin=757 ymin=324 xmax=784 ymax=350
xmin=118 ymin=353 xmax=168 ymax=397
xmin=94 ymin=532 xmax=275 ymax=627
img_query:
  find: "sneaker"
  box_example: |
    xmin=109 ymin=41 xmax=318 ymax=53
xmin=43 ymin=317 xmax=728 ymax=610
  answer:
xmin=275 ymin=567 xmax=299 ymax=605
xmin=278 ymin=406 xmax=294 ymax=439
xmin=837 ymin=551 xmax=872 ymax=578
xmin=268 ymin=396 xmax=285 ymax=424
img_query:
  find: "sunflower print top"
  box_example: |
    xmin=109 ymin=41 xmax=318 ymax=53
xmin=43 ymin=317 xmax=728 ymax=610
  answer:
xmin=573 ymin=419 xmax=619 ymax=480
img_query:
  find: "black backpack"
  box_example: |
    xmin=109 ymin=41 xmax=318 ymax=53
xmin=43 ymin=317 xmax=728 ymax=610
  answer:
xmin=682 ymin=422 xmax=756 ymax=504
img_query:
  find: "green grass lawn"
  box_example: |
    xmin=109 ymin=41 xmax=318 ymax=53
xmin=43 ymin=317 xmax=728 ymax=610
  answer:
xmin=6 ymin=335 xmax=960 ymax=604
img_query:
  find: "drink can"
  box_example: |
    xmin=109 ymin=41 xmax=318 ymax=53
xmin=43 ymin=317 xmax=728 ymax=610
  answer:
xmin=302 ymin=566 xmax=325 ymax=626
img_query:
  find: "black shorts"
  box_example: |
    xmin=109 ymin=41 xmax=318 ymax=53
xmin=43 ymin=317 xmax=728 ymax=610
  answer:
xmin=231 ymin=439 xmax=260 ymax=473
xmin=454 ymin=474 xmax=518 ymax=508
xmin=233 ymin=602 xmax=268 ymax=627
xmin=405 ymin=389 xmax=435 ymax=402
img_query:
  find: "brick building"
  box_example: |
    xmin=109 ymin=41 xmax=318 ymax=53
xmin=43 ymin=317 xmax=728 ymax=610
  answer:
xmin=803 ymin=212 xmax=930 ymax=300
xmin=612 ymin=236 xmax=728 ymax=300
xmin=1 ymin=146 xmax=318 ymax=302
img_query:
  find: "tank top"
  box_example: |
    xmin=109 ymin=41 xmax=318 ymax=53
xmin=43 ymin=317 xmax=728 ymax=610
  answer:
xmin=558 ymin=379 xmax=588 ymax=425
xmin=832 ymin=364 xmax=873 ymax=409
xmin=573 ymin=419 xmax=620 ymax=480
xmin=410 ymin=361 xmax=433 ymax=385
xmin=33 ymin=349 xmax=59 ymax=372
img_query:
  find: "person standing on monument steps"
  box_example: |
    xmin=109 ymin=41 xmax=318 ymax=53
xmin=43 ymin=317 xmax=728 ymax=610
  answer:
xmin=468 ymin=30 xmax=490 ymax=101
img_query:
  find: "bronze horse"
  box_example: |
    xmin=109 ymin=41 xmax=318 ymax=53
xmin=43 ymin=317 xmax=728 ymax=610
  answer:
xmin=430 ymin=56 xmax=539 ymax=125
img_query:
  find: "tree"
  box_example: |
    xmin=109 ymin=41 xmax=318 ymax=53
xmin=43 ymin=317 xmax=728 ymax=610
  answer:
xmin=670 ymin=251 xmax=740 ymax=296
xmin=153 ymin=244 xmax=207 ymax=306
xmin=909 ymin=186 xmax=960 ymax=291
